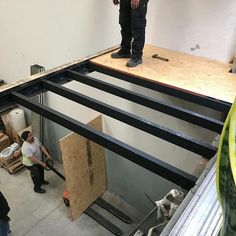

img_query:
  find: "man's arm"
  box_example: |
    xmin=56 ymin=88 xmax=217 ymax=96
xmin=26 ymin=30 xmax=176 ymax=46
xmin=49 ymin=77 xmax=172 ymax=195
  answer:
xmin=131 ymin=0 xmax=140 ymax=9
xmin=29 ymin=156 xmax=46 ymax=168
xmin=40 ymin=146 xmax=52 ymax=160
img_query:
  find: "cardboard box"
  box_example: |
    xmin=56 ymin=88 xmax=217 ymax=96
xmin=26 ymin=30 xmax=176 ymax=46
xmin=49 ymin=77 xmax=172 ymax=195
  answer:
xmin=11 ymin=129 xmax=23 ymax=146
xmin=0 ymin=114 xmax=13 ymax=143
xmin=0 ymin=134 xmax=10 ymax=152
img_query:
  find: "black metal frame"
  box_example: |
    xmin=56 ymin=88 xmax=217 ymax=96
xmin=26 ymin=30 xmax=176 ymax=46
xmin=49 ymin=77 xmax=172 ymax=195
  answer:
xmin=0 ymin=56 xmax=231 ymax=191
xmin=88 ymin=62 xmax=231 ymax=112
xmin=43 ymin=80 xmax=216 ymax=159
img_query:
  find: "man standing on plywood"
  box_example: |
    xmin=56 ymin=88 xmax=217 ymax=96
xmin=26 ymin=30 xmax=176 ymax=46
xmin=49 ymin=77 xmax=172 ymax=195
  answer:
xmin=21 ymin=131 xmax=52 ymax=194
xmin=111 ymin=0 xmax=149 ymax=67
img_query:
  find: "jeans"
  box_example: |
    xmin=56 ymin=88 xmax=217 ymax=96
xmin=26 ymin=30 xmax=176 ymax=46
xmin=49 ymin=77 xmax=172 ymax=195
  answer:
xmin=0 ymin=220 xmax=10 ymax=236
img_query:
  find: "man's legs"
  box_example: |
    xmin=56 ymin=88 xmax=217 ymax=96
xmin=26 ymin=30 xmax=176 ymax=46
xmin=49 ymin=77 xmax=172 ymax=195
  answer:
xmin=26 ymin=165 xmax=46 ymax=193
xmin=38 ymin=164 xmax=49 ymax=185
xmin=119 ymin=0 xmax=132 ymax=53
xmin=111 ymin=0 xmax=132 ymax=58
xmin=127 ymin=0 xmax=148 ymax=67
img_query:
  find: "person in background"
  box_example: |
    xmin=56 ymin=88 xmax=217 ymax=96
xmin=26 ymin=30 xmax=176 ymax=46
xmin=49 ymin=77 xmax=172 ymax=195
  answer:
xmin=21 ymin=131 xmax=52 ymax=194
xmin=111 ymin=0 xmax=149 ymax=67
xmin=0 ymin=191 xmax=11 ymax=236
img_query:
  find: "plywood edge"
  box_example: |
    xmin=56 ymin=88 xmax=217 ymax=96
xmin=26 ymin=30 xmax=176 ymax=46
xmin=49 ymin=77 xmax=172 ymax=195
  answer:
xmin=58 ymin=114 xmax=103 ymax=144
xmin=0 ymin=45 xmax=120 ymax=93
xmin=59 ymin=114 xmax=106 ymax=220
xmin=90 ymin=44 xmax=236 ymax=103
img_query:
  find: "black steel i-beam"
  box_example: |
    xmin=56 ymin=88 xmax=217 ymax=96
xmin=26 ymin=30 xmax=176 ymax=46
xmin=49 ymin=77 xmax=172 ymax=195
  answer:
xmin=11 ymin=91 xmax=197 ymax=190
xmin=67 ymin=69 xmax=224 ymax=133
xmin=43 ymin=80 xmax=216 ymax=159
xmin=88 ymin=63 xmax=231 ymax=113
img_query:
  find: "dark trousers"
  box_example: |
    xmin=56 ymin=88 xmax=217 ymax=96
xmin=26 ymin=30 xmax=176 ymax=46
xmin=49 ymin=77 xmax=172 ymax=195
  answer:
xmin=119 ymin=0 xmax=148 ymax=59
xmin=26 ymin=164 xmax=44 ymax=191
xmin=0 ymin=220 xmax=10 ymax=236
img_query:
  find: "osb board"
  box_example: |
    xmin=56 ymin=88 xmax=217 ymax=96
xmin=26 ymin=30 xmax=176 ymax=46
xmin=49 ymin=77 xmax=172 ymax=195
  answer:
xmin=0 ymin=45 xmax=119 ymax=93
xmin=59 ymin=115 xmax=106 ymax=220
xmin=90 ymin=44 xmax=236 ymax=104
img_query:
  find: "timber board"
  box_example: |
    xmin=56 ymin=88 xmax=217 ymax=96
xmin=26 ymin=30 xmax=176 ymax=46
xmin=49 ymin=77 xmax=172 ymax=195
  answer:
xmin=59 ymin=115 xmax=106 ymax=220
xmin=90 ymin=45 xmax=236 ymax=104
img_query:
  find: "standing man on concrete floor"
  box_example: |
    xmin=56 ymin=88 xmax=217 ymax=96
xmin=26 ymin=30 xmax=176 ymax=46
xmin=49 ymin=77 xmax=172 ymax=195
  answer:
xmin=0 ymin=191 xmax=11 ymax=236
xmin=21 ymin=131 xmax=52 ymax=194
xmin=111 ymin=0 xmax=149 ymax=67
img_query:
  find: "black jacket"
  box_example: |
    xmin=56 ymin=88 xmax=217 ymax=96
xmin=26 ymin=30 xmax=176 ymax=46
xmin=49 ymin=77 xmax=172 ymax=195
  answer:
xmin=0 ymin=191 xmax=10 ymax=221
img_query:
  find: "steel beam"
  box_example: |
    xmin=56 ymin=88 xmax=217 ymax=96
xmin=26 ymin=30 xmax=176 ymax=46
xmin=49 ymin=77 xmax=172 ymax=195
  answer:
xmin=11 ymin=91 xmax=197 ymax=190
xmin=88 ymin=63 xmax=231 ymax=112
xmin=43 ymin=80 xmax=217 ymax=159
xmin=67 ymin=69 xmax=224 ymax=133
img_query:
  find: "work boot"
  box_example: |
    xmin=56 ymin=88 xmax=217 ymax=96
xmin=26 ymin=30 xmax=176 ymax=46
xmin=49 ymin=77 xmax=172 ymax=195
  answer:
xmin=111 ymin=49 xmax=131 ymax=59
xmin=42 ymin=180 xmax=49 ymax=185
xmin=126 ymin=58 xmax=143 ymax=67
xmin=34 ymin=188 xmax=46 ymax=194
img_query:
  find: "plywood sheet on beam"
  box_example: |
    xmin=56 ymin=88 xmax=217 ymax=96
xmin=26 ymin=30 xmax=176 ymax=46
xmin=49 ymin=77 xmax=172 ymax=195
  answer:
xmin=90 ymin=45 xmax=236 ymax=103
xmin=59 ymin=115 xmax=106 ymax=220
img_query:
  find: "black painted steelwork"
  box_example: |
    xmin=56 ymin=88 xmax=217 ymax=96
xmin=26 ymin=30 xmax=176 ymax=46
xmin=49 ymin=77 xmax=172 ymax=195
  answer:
xmin=11 ymin=91 xmax=197 ymax=190
xmin=88 ymin=62 xmax=231 ymax=112
xmin=0 ymin=54 xmax=231 ymax=192
xmin=67 ymin=69 xmax=224 ymax=133
xmin=43 ymin=80 xmax=216 ymax=159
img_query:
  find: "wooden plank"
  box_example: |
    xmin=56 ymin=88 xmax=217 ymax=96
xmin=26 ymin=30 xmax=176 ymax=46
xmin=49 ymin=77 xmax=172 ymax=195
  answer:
xmin=59 ymin=115 xmax=107 ymax=220
xmin=2 ymin=157 xmax=21 ymax=167
xmin=90 ymin=45 xmax=236 ymax=104
xmin=1 ymin=158 xmax=24 ymax=174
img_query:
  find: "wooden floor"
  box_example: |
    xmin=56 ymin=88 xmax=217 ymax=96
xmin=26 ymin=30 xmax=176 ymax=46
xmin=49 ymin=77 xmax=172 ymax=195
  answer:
xmin=90 ymin=45 xmax=236 ymax=104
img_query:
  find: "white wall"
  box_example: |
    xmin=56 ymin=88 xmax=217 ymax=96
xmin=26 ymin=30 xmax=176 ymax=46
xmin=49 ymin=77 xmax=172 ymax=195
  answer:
xmin=0 ymin=0 xmax=120 ymax=83
xmin=147 ymin=0 xmax=236 ymax=62
xmin=1 ymin=0 xmax=236 ymax=83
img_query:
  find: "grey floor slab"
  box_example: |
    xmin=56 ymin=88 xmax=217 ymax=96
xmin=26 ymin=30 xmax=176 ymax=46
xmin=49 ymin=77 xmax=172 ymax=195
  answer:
xmin=0 ymin=161 xmax=142 ymax=236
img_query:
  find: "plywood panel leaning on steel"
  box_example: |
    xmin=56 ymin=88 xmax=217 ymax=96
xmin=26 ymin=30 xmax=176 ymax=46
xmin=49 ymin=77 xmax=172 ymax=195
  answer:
xmin=59 ymin=115 xmax=107 ymax=220
xmin=216 ymin=98 xmax=236 ymax=236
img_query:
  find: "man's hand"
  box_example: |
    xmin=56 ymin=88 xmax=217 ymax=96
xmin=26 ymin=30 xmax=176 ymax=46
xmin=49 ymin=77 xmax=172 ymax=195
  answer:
xmin=113 ymin=0 xmax=119 ymax=5
xmin=131 ymin=0 xmax=140 ymax=9
xmin=42 ymin=162 xmax=46 ymax=168
xmin=46 ymin=155 xmax=52 ymax=161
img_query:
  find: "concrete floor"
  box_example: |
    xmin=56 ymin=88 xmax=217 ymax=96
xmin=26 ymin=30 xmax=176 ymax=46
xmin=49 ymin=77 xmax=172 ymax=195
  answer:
xmin=0 ymin=161 xmax=142 ymax=236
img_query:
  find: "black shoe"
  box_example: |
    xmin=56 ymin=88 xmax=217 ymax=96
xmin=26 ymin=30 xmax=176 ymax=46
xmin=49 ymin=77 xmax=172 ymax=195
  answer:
xmin=34 ymin=188 xmax=46 ymax=194
xmin=126 ymin=58 xmax=143 ymax=67
xmin=111 ymin=50 xmax=131 ymax=59
xmin=42 ymin=180 xmax=49 ymax=185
